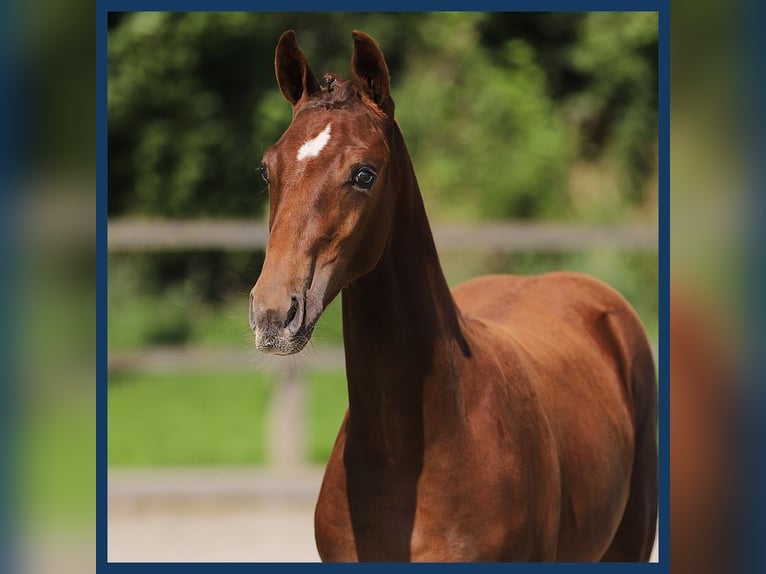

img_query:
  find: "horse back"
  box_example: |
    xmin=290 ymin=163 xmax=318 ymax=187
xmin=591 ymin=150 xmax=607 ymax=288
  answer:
xmin=452 ymin=270 xmax=654 ymax=445
xmin=452 ymin=271 xmax=653 ymax=395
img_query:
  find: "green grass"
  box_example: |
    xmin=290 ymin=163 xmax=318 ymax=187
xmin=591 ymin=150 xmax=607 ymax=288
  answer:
xmin=109 ymin=371 xmax=273 ymax=466
xmin=307 ymin=372 xmax=348 ymax=463
xmin=108 ymin=369 xmax=350 ymax=467
xmin=21 ymin=394 xmax=96 ymax=529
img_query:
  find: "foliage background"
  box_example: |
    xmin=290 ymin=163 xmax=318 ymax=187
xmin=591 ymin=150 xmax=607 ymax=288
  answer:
xmin=109 ymin=12 xmax=657 ymax=221
xmin=107 ymin=12 xmax=658 ymax=466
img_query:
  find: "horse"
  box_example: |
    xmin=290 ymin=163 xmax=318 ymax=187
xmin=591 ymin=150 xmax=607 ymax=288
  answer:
xmin=248 ymin=29 xmax=657 ymax=562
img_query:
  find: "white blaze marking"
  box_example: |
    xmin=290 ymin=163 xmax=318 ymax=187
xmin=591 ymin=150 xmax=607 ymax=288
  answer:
xmin=296 ymin=123 xmax=332 ymax=161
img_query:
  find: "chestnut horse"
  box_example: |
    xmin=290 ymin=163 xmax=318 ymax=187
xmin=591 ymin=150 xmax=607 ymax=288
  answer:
xmin=249 ymin=30 xmax=657 ymax=562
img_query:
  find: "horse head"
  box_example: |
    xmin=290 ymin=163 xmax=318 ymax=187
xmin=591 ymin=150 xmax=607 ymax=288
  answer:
xmin=249 ymin=30 xmax=399 ymax=354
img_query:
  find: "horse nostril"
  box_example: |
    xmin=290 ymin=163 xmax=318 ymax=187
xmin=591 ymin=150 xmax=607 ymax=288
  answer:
xmin=285 ymin=296 xmax=299 ymax=329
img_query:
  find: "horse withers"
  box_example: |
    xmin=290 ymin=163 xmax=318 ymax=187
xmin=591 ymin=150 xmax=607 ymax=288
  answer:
xmin=248 ymin=30 xmax=657 ymax=562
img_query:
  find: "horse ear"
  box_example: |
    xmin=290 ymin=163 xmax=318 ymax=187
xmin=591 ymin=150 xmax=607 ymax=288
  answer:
xmin=351 ymin=30 xmax=394 ymax=116
xmin=275 ymin=30 xmax=321 ymax=105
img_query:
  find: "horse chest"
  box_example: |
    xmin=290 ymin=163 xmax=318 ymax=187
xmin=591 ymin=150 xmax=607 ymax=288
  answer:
xmin=314 ymin=440 xmax=548 ymax=562
xmin=315 ymin=476 xmax=506 ymax=561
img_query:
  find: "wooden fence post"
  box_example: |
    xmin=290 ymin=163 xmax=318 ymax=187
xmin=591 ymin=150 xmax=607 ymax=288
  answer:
xmin=267 ymin=361 xmax=307 ymax=469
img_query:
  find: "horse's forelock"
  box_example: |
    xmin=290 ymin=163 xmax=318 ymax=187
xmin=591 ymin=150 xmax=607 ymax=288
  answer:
xmin=299 ymin=76 xmax=387 ymax=119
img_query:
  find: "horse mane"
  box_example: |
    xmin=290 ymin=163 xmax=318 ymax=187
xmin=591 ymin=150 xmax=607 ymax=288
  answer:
xmin=299 ymin=73 xmax=388 ymax=119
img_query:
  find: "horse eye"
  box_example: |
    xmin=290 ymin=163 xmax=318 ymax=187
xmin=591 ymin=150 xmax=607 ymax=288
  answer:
xmin=259 ymin=164 xmax=270 ymax=184
xmin=351 ymin=167 xmax=376 ymax=189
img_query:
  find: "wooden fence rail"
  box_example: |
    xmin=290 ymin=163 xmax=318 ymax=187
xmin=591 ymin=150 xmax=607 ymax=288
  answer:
xmin=108 ymin=217 xmax=657 ymax=468
xmin=108 ymin=218 xmax=657 ymax=252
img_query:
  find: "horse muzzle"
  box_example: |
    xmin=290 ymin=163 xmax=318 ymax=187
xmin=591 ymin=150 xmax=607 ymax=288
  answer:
xmin=249 ymin=289 xmax=314 ymax=355
xmin=249 ymin=251 xmax=335 ymax=355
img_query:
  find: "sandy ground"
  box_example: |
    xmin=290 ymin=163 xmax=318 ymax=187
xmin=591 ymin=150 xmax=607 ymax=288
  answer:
xmin=109 ymin=467 xmax=658 ymax=563
xmin=109 ymin=467 xmax=323 ymax=562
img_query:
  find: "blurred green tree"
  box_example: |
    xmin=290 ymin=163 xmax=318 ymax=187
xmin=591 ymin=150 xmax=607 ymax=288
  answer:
xmin=107 ymin=12 xmax=657 ymax=314
xmin=108 ymin=12 xmax=657 ymax=221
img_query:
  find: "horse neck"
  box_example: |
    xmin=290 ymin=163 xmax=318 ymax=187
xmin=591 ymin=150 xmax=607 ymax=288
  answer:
xmin=341 ymin=124 xmax=466 ymax=466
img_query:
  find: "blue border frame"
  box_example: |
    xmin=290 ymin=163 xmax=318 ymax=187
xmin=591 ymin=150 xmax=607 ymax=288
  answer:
xmin=97 ymin=2 xmax=669 ymax=572
xmin=97 ymin=0 xmax=109 ymax=569
xmin=104 ymin=1 xmax=663 ymax=12
xmin=657 ymin=4 xmax=669 ymax=568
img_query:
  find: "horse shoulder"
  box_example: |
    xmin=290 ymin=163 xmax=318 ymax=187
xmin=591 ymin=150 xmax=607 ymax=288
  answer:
xmin=433 ymin=317 xmax=564 ymax=557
